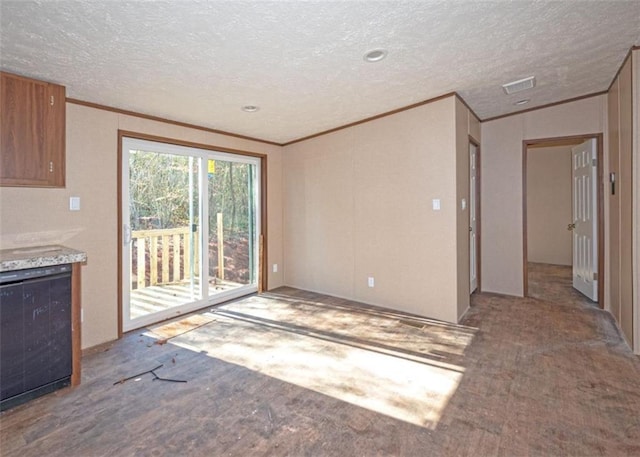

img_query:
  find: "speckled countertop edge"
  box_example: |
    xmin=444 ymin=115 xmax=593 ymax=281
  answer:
xmin=0 ymin=245 xmax=87 ymax=272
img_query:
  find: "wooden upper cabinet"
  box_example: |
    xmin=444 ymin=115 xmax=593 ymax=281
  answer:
xmin=1 ymin=72 xmax=66 ymax=187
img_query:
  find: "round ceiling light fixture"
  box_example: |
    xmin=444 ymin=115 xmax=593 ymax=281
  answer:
xmin=363 ymin=49 xmax=387 ymax=63
xmin=241 ymin=105 xmax=260 ymax=112
xmin=514 ymin=99 xmax=530 ymax=106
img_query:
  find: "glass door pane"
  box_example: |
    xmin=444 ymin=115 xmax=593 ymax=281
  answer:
xmin=207 ymin=159 xmax=258 ymax=298
xmin=124 ymin=146 xmax=201 ymax=329
xmin=122 ymin=137 xmax=260 ymax=332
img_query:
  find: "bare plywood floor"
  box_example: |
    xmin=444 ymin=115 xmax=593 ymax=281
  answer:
xmin=527 ymin=261 xmax=597 ymax=305
xmin=2 ymin=268 xmax=639 ymax=456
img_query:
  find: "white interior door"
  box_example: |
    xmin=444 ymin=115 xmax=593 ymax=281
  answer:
xmin=469 ymin=143 xmax=478 ymax=293
xmin=571 ymin=139 xmax=598 ymax=301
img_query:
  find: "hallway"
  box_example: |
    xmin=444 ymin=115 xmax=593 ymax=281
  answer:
xmin=527 ymin=262 xmax=598 ymax=306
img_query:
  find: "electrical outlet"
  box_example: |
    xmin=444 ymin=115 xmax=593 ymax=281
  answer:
xmin=368 ymin=277 xmax=375 ymax=288
xmin=273 ymin=263 xmax=278 ymax=273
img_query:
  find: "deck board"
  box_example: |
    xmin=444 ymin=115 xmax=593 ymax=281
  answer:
xmin=129 ymin=279 xmax=242 ymax=319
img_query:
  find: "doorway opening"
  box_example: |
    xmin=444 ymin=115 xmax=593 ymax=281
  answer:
xmin=118 ymin=133 xmax=266 ymax=333
xmin=522 ymin=134 xmax=604 ymax=308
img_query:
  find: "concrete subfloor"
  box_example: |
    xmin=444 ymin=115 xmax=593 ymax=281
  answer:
xmin=1 ymin=264 xmax=639 ymax=456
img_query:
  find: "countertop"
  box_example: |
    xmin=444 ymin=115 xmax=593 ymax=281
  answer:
xmin=0 ymin=245 xmax=87 ymax=272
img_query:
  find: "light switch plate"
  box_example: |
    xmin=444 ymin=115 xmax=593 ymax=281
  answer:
xmin=432 ymin=199 xmax=441 ymax=211
xmin=69 ymin=196 xmax=80 ymax=211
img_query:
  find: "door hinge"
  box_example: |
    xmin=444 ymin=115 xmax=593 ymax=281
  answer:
xmin=593 ymin=272 xmax=598 ymax=281
xmin=49 ymin=161 xmax=54 ymax=173
xmin=50 ymin=95 xmax=54 ymax=106
xmin=592 ymin=158 xmax=597 ymax=167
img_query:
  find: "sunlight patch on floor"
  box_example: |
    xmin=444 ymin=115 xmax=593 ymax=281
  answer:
xmin=160 ymin=295 xmax=473 ymax=429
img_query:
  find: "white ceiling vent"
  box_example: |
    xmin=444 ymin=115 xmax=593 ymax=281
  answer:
xmin=502 ymin=76 xmax=536 ymax=95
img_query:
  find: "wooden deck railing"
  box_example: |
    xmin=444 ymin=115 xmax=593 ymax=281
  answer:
xmin=131 ymin=227 xmax=200 ymax=289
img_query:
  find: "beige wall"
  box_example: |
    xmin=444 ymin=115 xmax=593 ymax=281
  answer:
xmin=283 ymin=96 xmax=476 ymax=323
xmin=481 ymin=95 xmax=607 ymax=296
xmin=0 ymin=103 xmax=284 ymax=349
xmin=634 ymin=48 xmax=640 ymax=354
xmin=608 ymin=54 xmax=635 ymax=348
xmin=618 ymin=57 xmax=634 ymax=346
xmin=527 ymin=145 xmax=573 ymax=266
xmin=608 ymin=76 xmax=622 ymax=327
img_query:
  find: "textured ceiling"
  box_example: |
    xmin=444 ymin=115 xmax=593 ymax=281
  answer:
xmin=1 ymin=1 xmax=639 ymax=144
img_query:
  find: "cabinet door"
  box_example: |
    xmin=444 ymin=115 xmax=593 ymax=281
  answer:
xmin=46 ymin=82 xmax=66 ymax=187
xmin=0 ymin=282 xmax=25 ymax=400
xmin=0 ymin=72 xmax=65 ymax=187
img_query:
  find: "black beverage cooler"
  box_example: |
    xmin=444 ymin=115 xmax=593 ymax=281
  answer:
xmin=0 ymin=264 xmax=73 ymax=411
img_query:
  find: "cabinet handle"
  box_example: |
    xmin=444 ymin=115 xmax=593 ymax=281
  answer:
xmin=49 ymin=161 xmax=54 ymax=173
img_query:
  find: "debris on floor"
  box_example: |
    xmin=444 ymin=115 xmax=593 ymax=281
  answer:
xmin=113 ymin=364 xmax=187 ymax=385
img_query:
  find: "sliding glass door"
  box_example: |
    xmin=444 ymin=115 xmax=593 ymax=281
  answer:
xmin=121 ymin=137 xmax=261 ymax=331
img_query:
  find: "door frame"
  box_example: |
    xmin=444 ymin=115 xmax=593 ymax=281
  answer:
xmin=117 ymin=130 xmax=268 ymax=337
xmin=522 ymin=133 xmax=604 ymax=308
xmin=469 ymin=135 xmax=481 ymax=293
